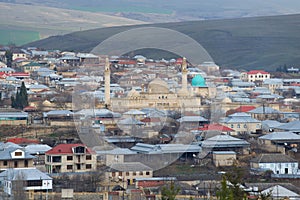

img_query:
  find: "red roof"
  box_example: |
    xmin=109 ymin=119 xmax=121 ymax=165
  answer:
xmin=46 ymin=143 xmax=95 ymax=155
xmin=0 ymin=72 xmax=8 ymax=78
xmin=118 ymin=60 xmax=136 ymax=65
xmin=235 ymin=106 xmax=256 ymax=113
xmin=137 ymin=180 xmax=165 ymax=188
xmin=247 ymin=70 xmax=269 ymax=75
xmin=23 ymin=106 xmax=37 ymax=111
xmin=7 ymin=138 xmax=39 ymax=144
xmin=10 ymin=72 xmax=30 ymax=77
xmin=197 ymin=123 xmax=234 ymax=132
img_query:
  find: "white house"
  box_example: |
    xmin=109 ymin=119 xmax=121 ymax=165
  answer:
xmin=0 ymin=168 xmax=52 ymax=196
xmin=250 ymin=153 xmax=299 ymax=175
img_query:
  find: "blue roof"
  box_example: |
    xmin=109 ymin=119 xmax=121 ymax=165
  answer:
xmin=191 ymin=75 xmax=206 ymax=87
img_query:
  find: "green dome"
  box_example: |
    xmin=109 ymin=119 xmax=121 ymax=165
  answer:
xmin=191 ymin=75 xmax=206 ymax=87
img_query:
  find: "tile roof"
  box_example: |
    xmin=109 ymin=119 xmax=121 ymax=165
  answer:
xmin=234 ymin=106 xmax=256 ymax=113
xmin=6 ymin=138 xmax=39 ymax=144
xmin=45 ymin=143 xmax=95 ymax=155
xmin=198 ymin=123 xmax=234 ymax=132
xmin=247 ymin=70 xmax=269 ymax=75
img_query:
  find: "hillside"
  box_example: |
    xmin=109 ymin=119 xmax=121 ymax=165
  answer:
xmin=25 ymin=14 xmax=300 ymax=71
xmin=0 ymin=2 xmax=144 ymax=45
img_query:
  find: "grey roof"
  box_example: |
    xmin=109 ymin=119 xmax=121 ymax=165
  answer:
xmin=201 ymin=134 xmax=250 ymax=148
xmin=118 ymin=117 xmax=145 ymax=126
xmin=0 ymin=142 xmax=21 ymax=149
xmin=24 ymin=144 xmax=52 ymax=154
xmin=262 ymin=120 xmax=284 ymax=131
xmin=0 ymin=147 xmax=35 ymax=160
xmin=28 ymin=84 xmax=49 ymax=90
xmin=131 ymin=143 xmax=201 ymax=154
xmin=140 ymin=108 xmax=167 ymax=118
xmin=221 ymin=112 xmax=260 ymax=123
xmin=96 ymin=148 xmax=137 ymax=155
xmin=262 ymin=185 xmax=299 ymax=198
xmin=256 ymin=94 xmax=283 ymax=99
xmin=177 ymin=116 xmax=208 ymax=123
xmin=108 ymin=162 xmax=153 ymax=172
xmin=44 ymin=110 xmax=74 ymax=117
xmin=0 ymin=168 xmax=52 ymax=181
xmin=76 ymin=109 xmax=121 ymax=118
xmin=212 ymin=151 xmax=236 ymax=155
xmin=0 ymin=112 xmax=28 ymax=118
xmin=247 ymin=106 xmax=281 ymax=114
xmin=251 ymin=154 xmax=297 ymax=163
xmin=123 ymin=109 xmax=146 ymax=115
xmin=104 ymin=136 xmax=141 ymax=143
xmin=276 ymin=120 xmax=300 ymax=132
xmin=259 ymin=132 xmax=300 ymax=141
xmin=263 ymin=78 xmax=283 ymax=85
xmin=0 ymin=67 xmax=15 ymax=72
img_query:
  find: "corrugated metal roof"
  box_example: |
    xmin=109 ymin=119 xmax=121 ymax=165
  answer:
xmin=0 ymin=168 xmax=52 ymax=180
xmin=259 ymin=132 xmax=300 ymax=141
xmin=108 ymin=162 xmax=153 ymax=172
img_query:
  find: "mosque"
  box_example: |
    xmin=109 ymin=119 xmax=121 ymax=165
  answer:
xmin=104 ymin=57 xmax=216 ymax=112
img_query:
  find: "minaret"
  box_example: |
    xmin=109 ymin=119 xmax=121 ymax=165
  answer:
xmin=182 ymin=57 xmax=188 ymax=91
xmin=104 ymin=57 xmax=110 ymax=106
xmin=177 ymin=57 xmax=189 ymax=97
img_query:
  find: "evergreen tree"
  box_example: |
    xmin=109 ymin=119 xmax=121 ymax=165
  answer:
xmin=5 ymin=50 xmax=13 ymax=68
xmin=19 ymin=82 xmax=28 ymax=108
xmin=11 ymin=82 xmax=28 ymax=109
xmin=161 ymin=181 xmax=180 ymax=200
xmin=11 ymin=96 xmax=16 ymax=108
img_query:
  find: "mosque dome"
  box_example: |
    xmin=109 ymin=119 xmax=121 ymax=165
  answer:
xmin=191 ymin=75 xmax=206 ymax=87
xmin=148 ymin=78 xmax=169 ymax=93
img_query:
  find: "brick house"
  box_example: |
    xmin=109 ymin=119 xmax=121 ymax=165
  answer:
xmin=45 ymin=144 xmax=97 ymax=173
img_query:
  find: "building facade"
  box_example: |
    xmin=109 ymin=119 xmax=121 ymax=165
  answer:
xmin=45 ymin=144 xmax=97 ymax=173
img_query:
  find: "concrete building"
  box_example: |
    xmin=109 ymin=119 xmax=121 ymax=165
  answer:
xmin=241 ymin=70 xmax=270 ymax=83
xmin=45 ymin=144 xmax=97 ymax=173
xmin=250 ymin=153 xmax=299 ymax=175
xmin=212 ymin=151 xmax=236 ymax=167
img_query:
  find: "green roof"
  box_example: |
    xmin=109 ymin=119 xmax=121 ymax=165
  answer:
xmin=191 ymin=75 xmax=206 ymax=87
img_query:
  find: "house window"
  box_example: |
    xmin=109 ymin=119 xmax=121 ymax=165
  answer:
xmin=146 ymin=172 xmax=150 ymax=175
xmin=76 ymin=164 xmax=81 ymax=170
xmin=67 ymin=165 xmax=73 ymax=170
xmin=14 ymin=161 xmax=18 ymax=168
xmin=112 ymin=172 xmax=116 ymax=177
xmin=126 ymin=172 xmax=129 ymax=176
xmin=15 ymin=152 xmax=22 ymax=156
xmin=139 ymin=171 xmax=143 ymax=175
xmin=119 ymin=172 xmax=122 ymax=176
xmin=46 ymin=156 xmax=51 ymax=162
xmin=256 ymin=124 xmax=260 ymax=128
xmin=67 ymin=156 xmax=73 ymax=161
xmin=27 ymin=180 xmax=42 ymax=187
xmin=24 ymin=160 xmax=28 ymax=167
xmin=52 ymin=156 xmax=61 ymax=163
xmin=86 ymin=155 xmax=92 ymax=160
xmin=133 ymin=172 xmax=136 ymax=176
xmin=86 ymin=164 xmax=92 ymax=169
xmin=3 ymin=161 xmax=7 ymax=166
xmin=244 ymin=124 xmax=247 ymax=128
xmin=231 ymin=124 xmax=234 ymax=128
xmin=237 ymin=124 xmax=240 ymax=128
